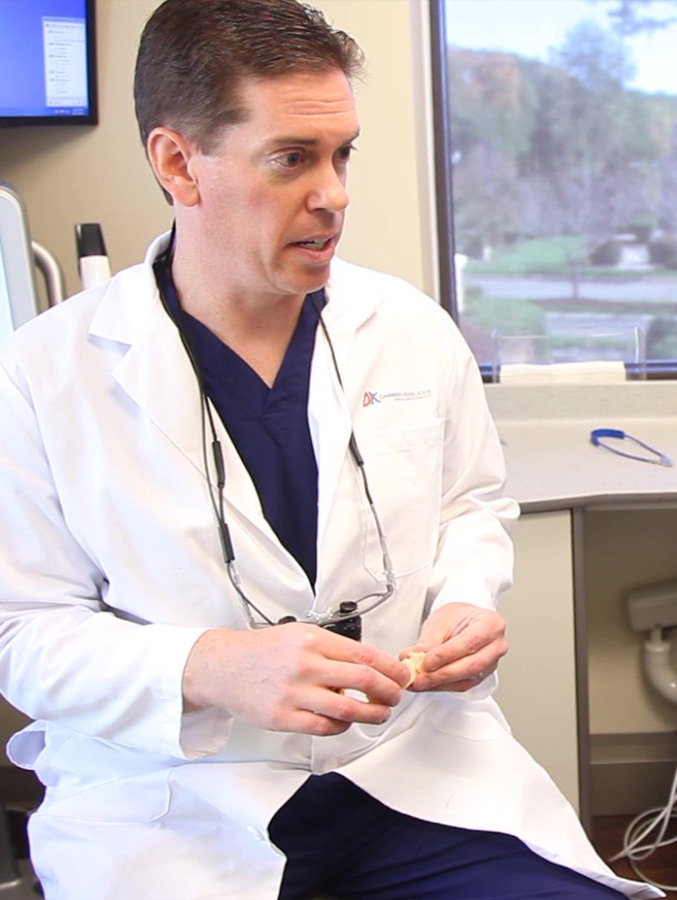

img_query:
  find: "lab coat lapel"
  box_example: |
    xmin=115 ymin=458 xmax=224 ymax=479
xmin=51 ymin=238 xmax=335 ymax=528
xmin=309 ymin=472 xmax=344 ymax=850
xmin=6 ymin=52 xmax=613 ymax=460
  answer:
xmin=107 ymin=290 xmax=205 ymax=473
xmin=309 ymin=326 xmax=354 ymax=550
xmin=311 ymin=260 xmax=381 ymax=549
xmin=87 ymin=265 xmax=279 ymax=550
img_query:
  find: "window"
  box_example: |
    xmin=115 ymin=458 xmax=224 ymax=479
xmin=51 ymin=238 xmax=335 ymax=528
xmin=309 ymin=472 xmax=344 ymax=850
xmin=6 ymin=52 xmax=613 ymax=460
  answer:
xmin=430 ymin=0 xmax=677 ymax=378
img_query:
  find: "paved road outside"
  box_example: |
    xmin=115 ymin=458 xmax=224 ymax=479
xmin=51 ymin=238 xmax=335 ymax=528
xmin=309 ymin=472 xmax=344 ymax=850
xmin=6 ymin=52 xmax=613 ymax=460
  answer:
xmin=466 ymin=274 xmax=677 ymax=304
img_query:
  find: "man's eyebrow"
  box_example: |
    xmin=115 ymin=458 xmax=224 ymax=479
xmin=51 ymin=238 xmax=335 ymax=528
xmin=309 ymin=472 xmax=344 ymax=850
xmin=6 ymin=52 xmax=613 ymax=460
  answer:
xmin=264 ymin=131 xmax=361 ymax=149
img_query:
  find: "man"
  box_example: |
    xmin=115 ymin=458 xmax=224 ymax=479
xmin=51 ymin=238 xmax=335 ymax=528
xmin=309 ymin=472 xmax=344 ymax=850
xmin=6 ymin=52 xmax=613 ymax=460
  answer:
xmin=0 ymin=2 xmax=658 ymax=898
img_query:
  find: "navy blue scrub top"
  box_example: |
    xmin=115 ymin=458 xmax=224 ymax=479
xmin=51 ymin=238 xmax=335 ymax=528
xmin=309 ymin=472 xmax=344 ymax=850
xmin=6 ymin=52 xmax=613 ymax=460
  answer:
xmin=153 ymin=245 xmax=324 ymax=588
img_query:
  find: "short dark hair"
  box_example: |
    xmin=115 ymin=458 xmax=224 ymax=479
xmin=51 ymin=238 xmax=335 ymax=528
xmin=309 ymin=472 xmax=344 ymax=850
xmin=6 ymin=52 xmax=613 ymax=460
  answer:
xmin=134 ymin=0 xmax=365 ymax=154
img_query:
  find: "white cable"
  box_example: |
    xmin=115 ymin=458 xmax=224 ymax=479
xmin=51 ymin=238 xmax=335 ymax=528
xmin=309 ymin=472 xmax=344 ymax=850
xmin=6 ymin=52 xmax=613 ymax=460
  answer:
xmin=609 ymin=761 xmax=677 ymax=891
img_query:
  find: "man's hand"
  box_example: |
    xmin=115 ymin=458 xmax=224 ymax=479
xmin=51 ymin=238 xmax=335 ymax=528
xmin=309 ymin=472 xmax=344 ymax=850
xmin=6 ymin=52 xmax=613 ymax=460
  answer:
xmin=400 ymin=603 xmax=508 ymax=693
xmin=183 ymin=623 xmax=410 ymax=736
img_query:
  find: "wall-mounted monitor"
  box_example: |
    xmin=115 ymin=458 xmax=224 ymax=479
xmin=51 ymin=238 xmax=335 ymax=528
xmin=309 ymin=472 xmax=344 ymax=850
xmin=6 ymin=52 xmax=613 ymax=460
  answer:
xmin=0 ymin=0 xmax=98 ymax=127
xmin=0 ymin=183 xmax=41 ymax=345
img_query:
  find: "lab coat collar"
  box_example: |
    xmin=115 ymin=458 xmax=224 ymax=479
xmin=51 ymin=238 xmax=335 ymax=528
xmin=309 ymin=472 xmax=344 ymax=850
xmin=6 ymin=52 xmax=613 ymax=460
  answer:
xmin=89 ymin=249 xmax=205 ymax=475
xmin=323 ymin=256 xmax=386 ymax=334
xmin=86 ymin=236 xmax=277 ymax=554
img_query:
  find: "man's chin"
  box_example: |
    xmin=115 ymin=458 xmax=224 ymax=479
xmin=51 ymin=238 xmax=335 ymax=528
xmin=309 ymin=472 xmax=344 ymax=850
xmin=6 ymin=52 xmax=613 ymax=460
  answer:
xmin=294 ymin=263 xmax=333 ymax=296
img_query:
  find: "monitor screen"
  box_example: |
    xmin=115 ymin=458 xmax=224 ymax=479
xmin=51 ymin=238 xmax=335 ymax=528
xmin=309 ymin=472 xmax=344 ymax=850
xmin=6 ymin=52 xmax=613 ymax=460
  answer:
xmin=0 ymin=0 xmax=97 ymax=126
xmin=0 ymin=183 xmax=41 ymax=344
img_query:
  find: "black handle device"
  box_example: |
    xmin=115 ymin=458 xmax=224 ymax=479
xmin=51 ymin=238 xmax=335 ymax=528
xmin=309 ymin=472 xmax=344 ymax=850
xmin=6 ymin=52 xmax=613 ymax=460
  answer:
xmin=276 ymin=602 xmax=362 ymax=641
xmin=321 ymin=602 xmax=362 ymax=641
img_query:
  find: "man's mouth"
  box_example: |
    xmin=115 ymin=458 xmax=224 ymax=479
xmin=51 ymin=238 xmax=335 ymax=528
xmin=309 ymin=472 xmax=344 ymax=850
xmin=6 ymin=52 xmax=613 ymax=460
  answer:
xmin=293 ymin=237 xmax=333 ymax=250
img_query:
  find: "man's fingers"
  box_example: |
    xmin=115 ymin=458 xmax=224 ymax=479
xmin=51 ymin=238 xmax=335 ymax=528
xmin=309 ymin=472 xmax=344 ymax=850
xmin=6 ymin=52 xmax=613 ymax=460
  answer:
xmin=320 ymin=660 xmax=404 ymax=707
xmin=410 ymin=654 xmax=500 ymax=692
xmin=288 ymin=711 xmax=351 ymax=737
xmin=296 ymin=684 xmax=393 ymax=726
xmin=322 ymin=632 xmax=410 ymax=688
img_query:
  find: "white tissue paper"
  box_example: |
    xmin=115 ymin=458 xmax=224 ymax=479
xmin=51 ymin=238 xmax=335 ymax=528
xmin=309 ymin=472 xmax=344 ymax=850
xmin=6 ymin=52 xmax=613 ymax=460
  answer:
xmin=499 ymin=361 xmax=627 ymax=385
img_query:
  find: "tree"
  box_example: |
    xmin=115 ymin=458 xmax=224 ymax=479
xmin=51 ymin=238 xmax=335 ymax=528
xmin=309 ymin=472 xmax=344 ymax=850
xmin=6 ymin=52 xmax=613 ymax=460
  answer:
xmin=589 ymin=0 xmax=677 ymax=36
xmin=555 ymin=18 xmax=635 ymax=89
xmin=445 ymin=2 xmax=677 ymax=251
xmin=447 ymin=48 xmax=537 ymax=250
xmin=528 ymin=20 xmax=645 ymax=239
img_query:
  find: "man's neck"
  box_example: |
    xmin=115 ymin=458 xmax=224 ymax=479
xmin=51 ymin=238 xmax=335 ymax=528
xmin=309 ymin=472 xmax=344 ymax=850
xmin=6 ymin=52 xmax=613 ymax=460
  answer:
xmin=170 ymin=241 xmax=306 ymax=389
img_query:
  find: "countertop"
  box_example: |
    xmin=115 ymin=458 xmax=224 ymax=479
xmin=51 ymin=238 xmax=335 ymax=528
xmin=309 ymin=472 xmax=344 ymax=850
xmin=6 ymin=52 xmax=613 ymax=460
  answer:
xmin=484 ymin=382 xmax=677 ymax=512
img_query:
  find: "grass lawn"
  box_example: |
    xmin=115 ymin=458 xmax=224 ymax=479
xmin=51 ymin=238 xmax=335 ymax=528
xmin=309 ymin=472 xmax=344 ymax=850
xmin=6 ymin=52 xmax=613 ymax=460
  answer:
xmin=463 ymin=290 xmax=545 ymax=335
xmin=464 ymin=235 xmax=677 ymax=280
xmin=465 ymin=236 xmax=587 ymax=276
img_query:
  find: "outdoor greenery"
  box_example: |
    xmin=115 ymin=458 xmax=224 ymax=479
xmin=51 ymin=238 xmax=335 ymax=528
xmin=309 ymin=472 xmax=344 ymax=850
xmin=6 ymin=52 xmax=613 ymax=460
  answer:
xmin=464 ymin=236 xmax=586 ymax=276
xmin=448 ymin=0 xmax=677 ymax=260
xmin=463 ymin=287 xmax=545 ymax=334
xmin=464 ymin=234 xmax=677 ymax=278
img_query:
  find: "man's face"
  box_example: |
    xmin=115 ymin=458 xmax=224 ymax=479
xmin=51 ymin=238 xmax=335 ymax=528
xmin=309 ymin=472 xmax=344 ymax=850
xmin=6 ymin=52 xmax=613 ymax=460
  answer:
xmin=186 ymin=68 xmax=359 ymax=305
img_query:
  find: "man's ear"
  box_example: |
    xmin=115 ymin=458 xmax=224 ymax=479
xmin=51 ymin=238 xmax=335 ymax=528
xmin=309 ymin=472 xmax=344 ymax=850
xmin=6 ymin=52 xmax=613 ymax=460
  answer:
xmin=146 ymin=127 xmax=201 ymax=207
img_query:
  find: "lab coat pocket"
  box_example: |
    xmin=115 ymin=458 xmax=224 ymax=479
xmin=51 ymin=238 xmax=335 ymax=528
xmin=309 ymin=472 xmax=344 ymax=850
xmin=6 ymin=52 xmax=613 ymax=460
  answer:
xmin=9 ymin=722 xmax=171 ymax=824
xmin=430 ymin=698 xmax=510 ymax=742
xmin=37 ymin=771 xmax=172 ymax=824
xmin=360 ymin=420 xmax=445 ymax=577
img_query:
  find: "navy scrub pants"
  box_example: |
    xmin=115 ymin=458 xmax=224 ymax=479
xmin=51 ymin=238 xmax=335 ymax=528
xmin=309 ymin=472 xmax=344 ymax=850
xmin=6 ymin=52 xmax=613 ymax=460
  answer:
xmin=269 ymin=774 xmax=626 ymax=900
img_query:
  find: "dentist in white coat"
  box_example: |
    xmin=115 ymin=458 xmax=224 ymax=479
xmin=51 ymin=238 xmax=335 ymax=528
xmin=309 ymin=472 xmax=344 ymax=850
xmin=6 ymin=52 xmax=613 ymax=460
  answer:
xmin=0 ymin=1 xmax=660 ymax=898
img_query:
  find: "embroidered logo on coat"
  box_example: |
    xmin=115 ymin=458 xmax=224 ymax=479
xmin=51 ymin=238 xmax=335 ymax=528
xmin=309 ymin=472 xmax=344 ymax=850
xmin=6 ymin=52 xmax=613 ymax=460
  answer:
xmin=363 ymin=389 xmax=432 ymax=407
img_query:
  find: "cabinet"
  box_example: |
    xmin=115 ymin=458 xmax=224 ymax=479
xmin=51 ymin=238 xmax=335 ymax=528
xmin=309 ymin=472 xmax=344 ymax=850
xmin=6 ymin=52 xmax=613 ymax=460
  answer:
xmin=494 ymin=510 xmax=580 ymax=812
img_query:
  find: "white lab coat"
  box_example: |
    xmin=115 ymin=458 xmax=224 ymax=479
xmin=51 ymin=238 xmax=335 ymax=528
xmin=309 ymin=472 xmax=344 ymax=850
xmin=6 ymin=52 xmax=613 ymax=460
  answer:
xmin=0 ymin=235 xmax=659 ymax=899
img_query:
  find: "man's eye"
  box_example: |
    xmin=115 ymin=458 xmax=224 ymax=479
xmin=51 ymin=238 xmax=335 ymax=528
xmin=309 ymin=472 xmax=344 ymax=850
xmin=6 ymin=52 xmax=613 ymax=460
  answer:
xmin=276 ymin=151 xmax=304 ymax=169
xmin=337 ymin=144 xmax=356 ymax=163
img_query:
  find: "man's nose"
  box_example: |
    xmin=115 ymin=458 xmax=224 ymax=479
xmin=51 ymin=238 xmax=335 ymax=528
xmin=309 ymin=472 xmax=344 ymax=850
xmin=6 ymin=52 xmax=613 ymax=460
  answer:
xmin=308 ymin=167 xmax=349 ymax=213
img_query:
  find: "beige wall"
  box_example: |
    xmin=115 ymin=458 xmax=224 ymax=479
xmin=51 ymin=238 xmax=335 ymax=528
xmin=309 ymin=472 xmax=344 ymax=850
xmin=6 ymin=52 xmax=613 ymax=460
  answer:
xmin=0 ymin=0 xmax=434 ymax=300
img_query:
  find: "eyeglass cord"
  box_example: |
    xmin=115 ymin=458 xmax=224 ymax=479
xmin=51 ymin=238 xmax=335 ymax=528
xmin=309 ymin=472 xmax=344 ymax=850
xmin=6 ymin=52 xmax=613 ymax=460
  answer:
xmin=590 ymin=428 xmax=673 ymax=467
xmin=155 ymin=260 xmax=396 ymax=632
